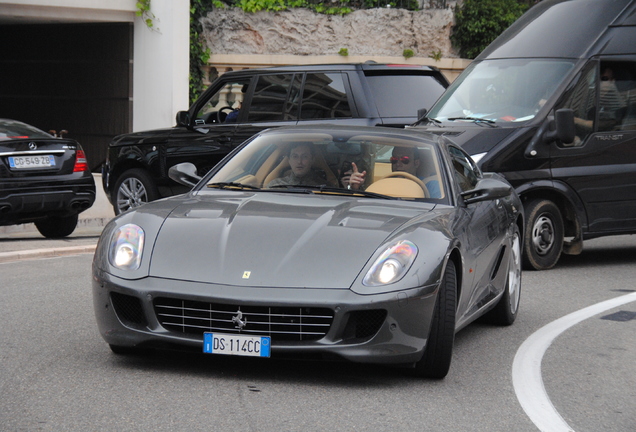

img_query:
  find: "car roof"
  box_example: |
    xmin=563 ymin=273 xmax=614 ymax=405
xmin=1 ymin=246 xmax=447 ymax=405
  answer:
xmin=218 ymin=62 xmax=443 ymax=77
xmin=257 ymin=124 xmax=445 ymax=146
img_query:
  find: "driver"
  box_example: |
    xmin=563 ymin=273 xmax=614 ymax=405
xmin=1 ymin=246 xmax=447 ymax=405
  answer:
xmin=390 ymin=147 xmax=441 ymax=198
xmin=267 ymin=143 xmax=327 ymax=187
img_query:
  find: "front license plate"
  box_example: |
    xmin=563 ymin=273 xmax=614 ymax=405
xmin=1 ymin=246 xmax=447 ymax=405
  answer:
xmin=203 ymin=332 xmax=271 ymax=358
xmin=9 ymin=155 xmax=55 ymax=169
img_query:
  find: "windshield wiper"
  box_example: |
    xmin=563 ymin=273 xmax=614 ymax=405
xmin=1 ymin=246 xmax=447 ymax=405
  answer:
xmin=448 ymin=117 xmax=498 ymax=127
xmin=411 ymin=116 xmax=443 ymax=127
xmin=207 ymin=182 xmax=260 ymax=190
xmin=269 ymin=184 xmax=396 ymax=199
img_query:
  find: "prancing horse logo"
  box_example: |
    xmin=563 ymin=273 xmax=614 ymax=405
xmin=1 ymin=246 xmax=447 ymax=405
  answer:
xmin=232 ymin=310 xmax=247 ymax=330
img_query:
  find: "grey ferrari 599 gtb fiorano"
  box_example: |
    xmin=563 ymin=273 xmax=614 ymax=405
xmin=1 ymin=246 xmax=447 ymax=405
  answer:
xmin=92 ymin=125 xmax=523 ymax=379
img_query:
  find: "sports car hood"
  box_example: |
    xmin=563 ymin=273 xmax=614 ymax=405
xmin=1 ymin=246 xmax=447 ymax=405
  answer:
xmin=147 ymin=192 xmax=436 ymax=288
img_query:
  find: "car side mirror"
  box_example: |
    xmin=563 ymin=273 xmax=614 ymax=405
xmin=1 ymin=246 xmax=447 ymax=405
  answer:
xmin=461 ymin=177 xmax=512 ymax=205
xmin=168 ymin=162 xmax=201 ymax=188
xmin=545 ymin=108 xmax=575 ymax=144
xmin=176 ymin=111 xmax=190 ymax=127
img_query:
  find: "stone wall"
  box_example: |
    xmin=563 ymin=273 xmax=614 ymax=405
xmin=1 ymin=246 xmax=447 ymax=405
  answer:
xmin=200 ymin=7 xmax=459 ymax=59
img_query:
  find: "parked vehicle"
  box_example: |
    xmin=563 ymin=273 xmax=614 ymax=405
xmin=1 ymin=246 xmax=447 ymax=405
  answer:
xmin=93 ymin=125 xmax=522 ymax=379
xmin=413 ymin=0 xmax=636 ymax=270
xmin=0 ymin=119 xmax=95 ymax=238
xmin=102 ymin=63 xmax=449 ymax=215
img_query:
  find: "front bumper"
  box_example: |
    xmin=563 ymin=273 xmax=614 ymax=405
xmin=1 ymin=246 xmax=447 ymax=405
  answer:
xmin=92 ymin=268 xmax=439 ymax=365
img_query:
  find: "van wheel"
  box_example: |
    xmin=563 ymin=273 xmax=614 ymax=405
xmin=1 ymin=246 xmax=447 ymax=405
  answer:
xmin=35 ymin=214 xmax=78 ymax=238
xmin=523 ymin=199 xmax=563 ymax=270
xmin=412 ymin=260 xmax=457 ymax=379
xmin=113 ymin=169 xmax=159 ymax=215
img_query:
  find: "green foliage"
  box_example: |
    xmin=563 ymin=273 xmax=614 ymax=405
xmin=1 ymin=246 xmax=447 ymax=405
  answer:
xmin=338 ymin=48 xmax=349 ymax=56
xmin=451 ymin=0 xmax=528 ymax=59
xmin=136 ymin=0 xmax=157 ymax=29
xmin=429 ymin=50 xmax=442 ymax=61
xmin=403 ymin=49 xmax=414 ymax=59
xmin=190 ymin=0 xmax=216 ymax=104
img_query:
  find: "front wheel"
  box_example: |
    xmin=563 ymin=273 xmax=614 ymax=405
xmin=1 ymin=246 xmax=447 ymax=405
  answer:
xmin=112 ymin=168 xmax=159 ymax=215
xmin=523 ymin=199 xmax=564 ymax=270
xmin=412 ymin=260 xmax=457 ymax=379
xmin=35 ymin=214 xmax=78 ymax=238
xmin=486 ymin=225 xmax=522 ymax=325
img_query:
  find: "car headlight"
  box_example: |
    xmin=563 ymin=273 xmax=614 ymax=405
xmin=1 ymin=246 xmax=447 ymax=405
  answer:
xmin=109 ymin=224 xmax=144 ymax=270
xmin=363 ymin=240 xmax=418 ymax=286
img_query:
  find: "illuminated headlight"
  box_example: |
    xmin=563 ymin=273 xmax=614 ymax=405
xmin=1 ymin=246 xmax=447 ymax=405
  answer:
xmin=109 ymin=224 xmax=144 ymax=270
xmin=363 ymin=240 xmax=418 ymax=286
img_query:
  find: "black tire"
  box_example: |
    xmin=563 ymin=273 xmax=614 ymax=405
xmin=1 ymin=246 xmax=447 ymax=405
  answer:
xmin=413 ymin=260 xmax=457 ymax=379
xmin=486 ymin=226 xmax=522 ymax=326
xmin=34 ymin=214 xmax=78 ymax=238
xmin=112 ymin=168 xmax=159 ymax=215
xmin=522 ymin=199 xmax=564 ymax=270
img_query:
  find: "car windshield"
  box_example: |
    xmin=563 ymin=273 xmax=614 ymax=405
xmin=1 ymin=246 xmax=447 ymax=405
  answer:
xmin=0 ymin=119 xmax=52 ymax=140
xmin=202 ymin=130 xmax=448 ymax=202
xmin=427 ymin=59 xmax=576 ymax=124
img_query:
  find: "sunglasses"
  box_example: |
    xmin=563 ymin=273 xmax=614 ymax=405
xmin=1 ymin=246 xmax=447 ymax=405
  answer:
xmin=390 ymin=156 xmax=411 ymax=165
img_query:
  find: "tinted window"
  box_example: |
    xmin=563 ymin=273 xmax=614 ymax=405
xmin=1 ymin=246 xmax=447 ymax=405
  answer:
xmin=248 ymin=74 xmax=297 ymax=122
xmin=598 ymin=61 xmax=636 ymax=132
xmin=556 ymin=63 xmax=597 ymax=145
xmin=195 ymin=79 xmax=250 ymax=125
xmin=366 ymin=74 xmax=447 ymax=117
xmin=299 ymin=73 xmax=352 ymax=119
xmin=449 ymin=146 xmax=479 ymax=192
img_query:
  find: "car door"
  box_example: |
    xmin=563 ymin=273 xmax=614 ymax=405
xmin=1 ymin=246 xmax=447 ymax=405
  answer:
xmin=166 ymin=77 xmax=251 ymax=179
xmin=448 ymin=145 xmax=507 ymax=320
xmin=551 ymin=59 xmax=636 ymax=233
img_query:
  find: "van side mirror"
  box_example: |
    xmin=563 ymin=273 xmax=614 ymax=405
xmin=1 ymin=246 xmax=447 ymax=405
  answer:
xmin=176 ymin=111 xmax=190 ymax=127
xmin=545 ymin=108 xmax=575 ymax=144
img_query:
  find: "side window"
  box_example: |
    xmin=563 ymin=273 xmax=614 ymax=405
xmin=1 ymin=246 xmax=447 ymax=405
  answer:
xmin=556 ymin=64 xmax=597 ymax=146
xmin=448 ymin=146 xmax=479 ymax=192
xmin=598 ymin=61 xmax=636 ymax=132
xmin=195 ymin=79 xmax=250 ymax=125
xmin=247 ymin=74 xmax=297 ymax=122
xmin=299 ymin=73 xmax=352 ymax=120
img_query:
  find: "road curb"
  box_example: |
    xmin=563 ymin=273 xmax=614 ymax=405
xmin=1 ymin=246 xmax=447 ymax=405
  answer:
xmin=0 ymin=245 xmax=97 ymax=263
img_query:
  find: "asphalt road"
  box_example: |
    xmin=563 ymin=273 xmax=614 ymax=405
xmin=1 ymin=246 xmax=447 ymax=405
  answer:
xmin=0 ymin=233 xmax=634 ymax=432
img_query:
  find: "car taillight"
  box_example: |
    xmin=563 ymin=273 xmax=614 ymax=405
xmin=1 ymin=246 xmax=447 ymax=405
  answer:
xmin=73 ymin=149 xmax=89 ymax=172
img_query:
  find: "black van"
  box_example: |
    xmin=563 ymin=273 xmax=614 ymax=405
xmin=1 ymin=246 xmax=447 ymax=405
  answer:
xmin=414 ymin=0 xmax=636 ymax=270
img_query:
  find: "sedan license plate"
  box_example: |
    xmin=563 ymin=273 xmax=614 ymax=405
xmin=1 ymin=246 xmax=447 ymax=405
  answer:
xmin=203 ymin=332 xmax=271 ymax=358
xmin=9 ymin=155 xmax=55 ymax=169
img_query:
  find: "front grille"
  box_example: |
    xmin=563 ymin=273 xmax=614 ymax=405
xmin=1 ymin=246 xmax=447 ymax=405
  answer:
xmin=154 ymin=297 xmax=334 ymax=342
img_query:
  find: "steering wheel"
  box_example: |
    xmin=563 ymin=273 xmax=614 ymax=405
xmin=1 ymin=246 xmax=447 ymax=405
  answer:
xmin=216 ymin=106 xmax=235 ymax=123
xmin=381 ymin=171 xmax=429 ymax=197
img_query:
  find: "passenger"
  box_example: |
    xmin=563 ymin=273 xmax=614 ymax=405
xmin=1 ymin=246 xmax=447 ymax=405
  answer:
xmin=339 ymin=161 xmax=367 ymax=190
xmin=267 ymin=143 xmax=328 ymax=187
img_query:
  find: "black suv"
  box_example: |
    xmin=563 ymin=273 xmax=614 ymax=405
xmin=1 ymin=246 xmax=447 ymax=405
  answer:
xmin=102 ymin=63 xmax=449 ymax=214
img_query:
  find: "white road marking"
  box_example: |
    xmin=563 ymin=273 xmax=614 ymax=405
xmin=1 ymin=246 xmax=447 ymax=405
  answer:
xmin=512 ymin=291 xmax=636 ymax=432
